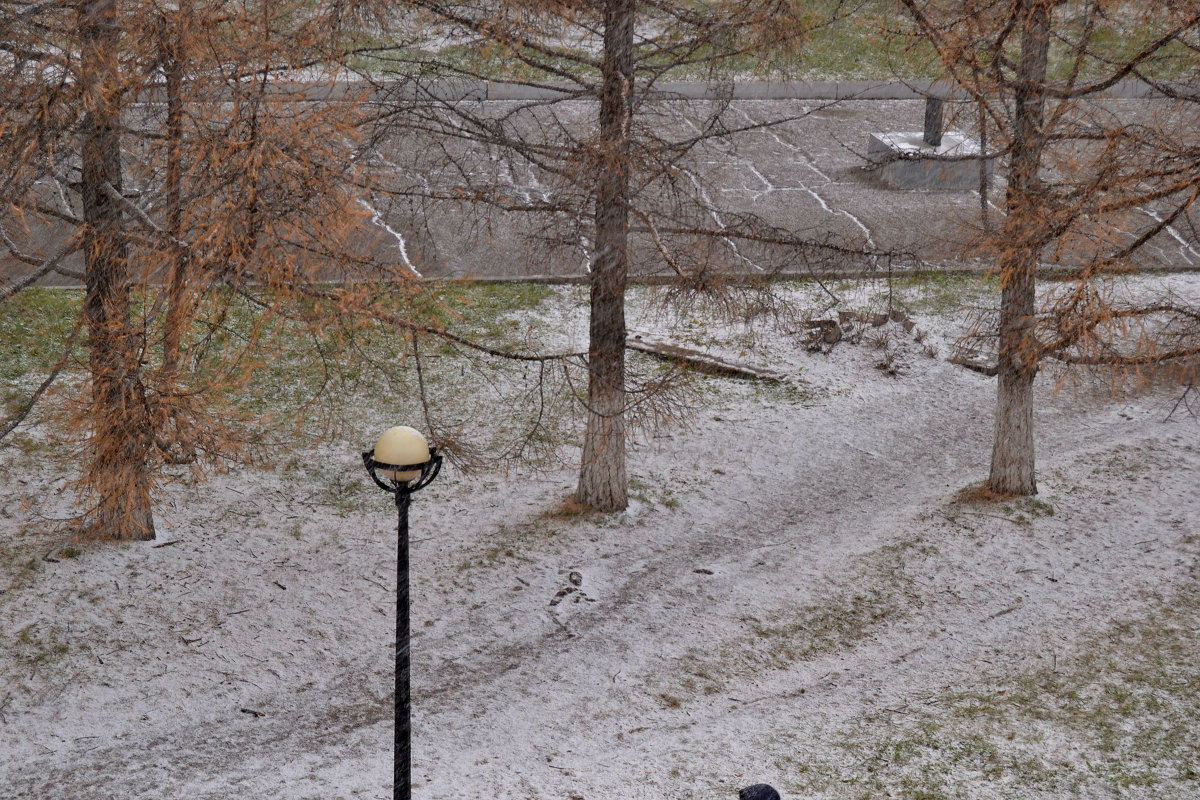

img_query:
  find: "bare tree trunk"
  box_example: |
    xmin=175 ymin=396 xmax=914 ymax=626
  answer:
xmin=160 ymin=7 xmax=188 ymax=378
xmin=978 ymin=98 xmax=990 ymax=232
xmin=988 ymin=0 xmax=1051 ymax=497
xmin=79 ymin=0 xmax=156 ymax=539
xmin=576 ymin=0 xmax=634 ymax=512
xmin=990 ymin=249 xmax=1038 ymax=494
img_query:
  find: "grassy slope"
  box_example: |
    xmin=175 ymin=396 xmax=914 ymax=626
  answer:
xmin=354 ymin=2 xmax=1194 ymax=83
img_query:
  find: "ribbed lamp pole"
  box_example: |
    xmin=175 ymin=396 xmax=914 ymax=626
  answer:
xmin=363 ymin=426 xmax=442 ymax=800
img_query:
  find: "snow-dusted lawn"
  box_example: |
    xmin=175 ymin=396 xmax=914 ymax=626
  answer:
xmin=2 ymin=276 xmax=1198 ymax=799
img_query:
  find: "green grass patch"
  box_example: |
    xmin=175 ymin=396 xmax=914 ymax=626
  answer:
xmin=0 ymin=281 xmax=564 ymax=476
xmin=352 ymin=42 xmax=601 ymax=83
xmin=884 ymin=272 xmax=1000 ymax=317
xmin=452 ymin=516 xmax=558 ymax=574
xmin=12 ymin=622 xmax=71 ymax=669
xmin=344 ymin=3 xmax=1195 ymax=84
xmin=1043 ymin=12 xmax=1198 ymax=84
xmin=786 ymin=2 xmax=938 ymax=82
xmin=628 ymin=476 xmax=682 ymax=510
xmin=349 ymin=5 xmax=938 ymax=83
xmin=770 ymin=584 xmax=1200 ymax=799
xmin=428 ymin=281 xmax=555 ymax=346
xmin=0 ymin=288 xmax=82 ymax=383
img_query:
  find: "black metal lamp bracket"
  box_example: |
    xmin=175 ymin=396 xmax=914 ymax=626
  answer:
xmin=362 ymin=447 xmax=443 ymax=505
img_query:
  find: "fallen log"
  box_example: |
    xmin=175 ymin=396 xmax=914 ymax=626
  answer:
xmin=951 ymin=350 xmax=998 ymax=376
xmin=626 ymin=331 xmax=785 ymax=382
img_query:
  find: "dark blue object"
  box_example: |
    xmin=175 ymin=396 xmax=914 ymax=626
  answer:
xmin=739 ymin=784 xmax=781 ymax=800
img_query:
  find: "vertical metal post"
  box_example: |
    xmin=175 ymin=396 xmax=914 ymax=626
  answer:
xmin=923 ymin=96 xmax=944 ymax=147
xmin=395 ymin=491 xmax=411 ymax=800
xmin=363 ymin=442 xmax=440 ymax=800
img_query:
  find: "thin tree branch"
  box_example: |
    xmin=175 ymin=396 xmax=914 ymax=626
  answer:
xmin=0 ymin=317 xmax=82 ymax=442
xmin=0 ymin=226 xmax=84 ymax=303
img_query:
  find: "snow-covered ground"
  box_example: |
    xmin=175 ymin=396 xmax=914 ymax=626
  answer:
xmin=2 ymin=276 xmax=1198 ymax=799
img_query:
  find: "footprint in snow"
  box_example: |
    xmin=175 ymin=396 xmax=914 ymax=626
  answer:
xmin=549 ymin=570 xmax=596 ymax=606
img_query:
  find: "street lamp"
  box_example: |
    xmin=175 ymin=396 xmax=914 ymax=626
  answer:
xmin=362 ymin=426 xmax=442 ymax=800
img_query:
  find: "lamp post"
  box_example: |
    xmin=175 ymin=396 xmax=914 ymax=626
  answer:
xmin=363 ymin=426 xmax=442 ymax=800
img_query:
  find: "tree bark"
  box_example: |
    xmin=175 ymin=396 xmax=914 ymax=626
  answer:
xmin=160 ymin=7 xmax=188 ymax=378
xmin=79 ymin=0 xmax=156 ymax=539
xmin=988 ymin=0 xmax=1051 ymax=496
xmin=989 ymin=249 xmax=1038 ymax=494
xmin=576 ymin=0 xmax=634 ymax=512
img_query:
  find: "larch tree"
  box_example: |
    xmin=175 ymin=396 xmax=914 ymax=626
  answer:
xmin=0 ymin=0 xmax=411 ymax=539
xmin=898 ymin=0 xmax=1200 ymax=495
xmin=364 ymin=0 xmax=865 ymax=511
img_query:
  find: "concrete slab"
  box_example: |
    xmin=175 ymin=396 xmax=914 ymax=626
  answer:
xmin=867 ymin=131 xmax=992 ymax=191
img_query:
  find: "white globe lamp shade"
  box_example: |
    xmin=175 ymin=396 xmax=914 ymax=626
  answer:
xmin=373 ymin=426 xmax=430 ymax=482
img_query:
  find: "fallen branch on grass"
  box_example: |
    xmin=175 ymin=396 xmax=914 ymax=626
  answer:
xmin=626 ymin=331 xmax=785 ymax=382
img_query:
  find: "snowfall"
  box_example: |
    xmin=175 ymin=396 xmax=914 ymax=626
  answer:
xmin=1 ymin=273 xmax=1198 ymax=800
